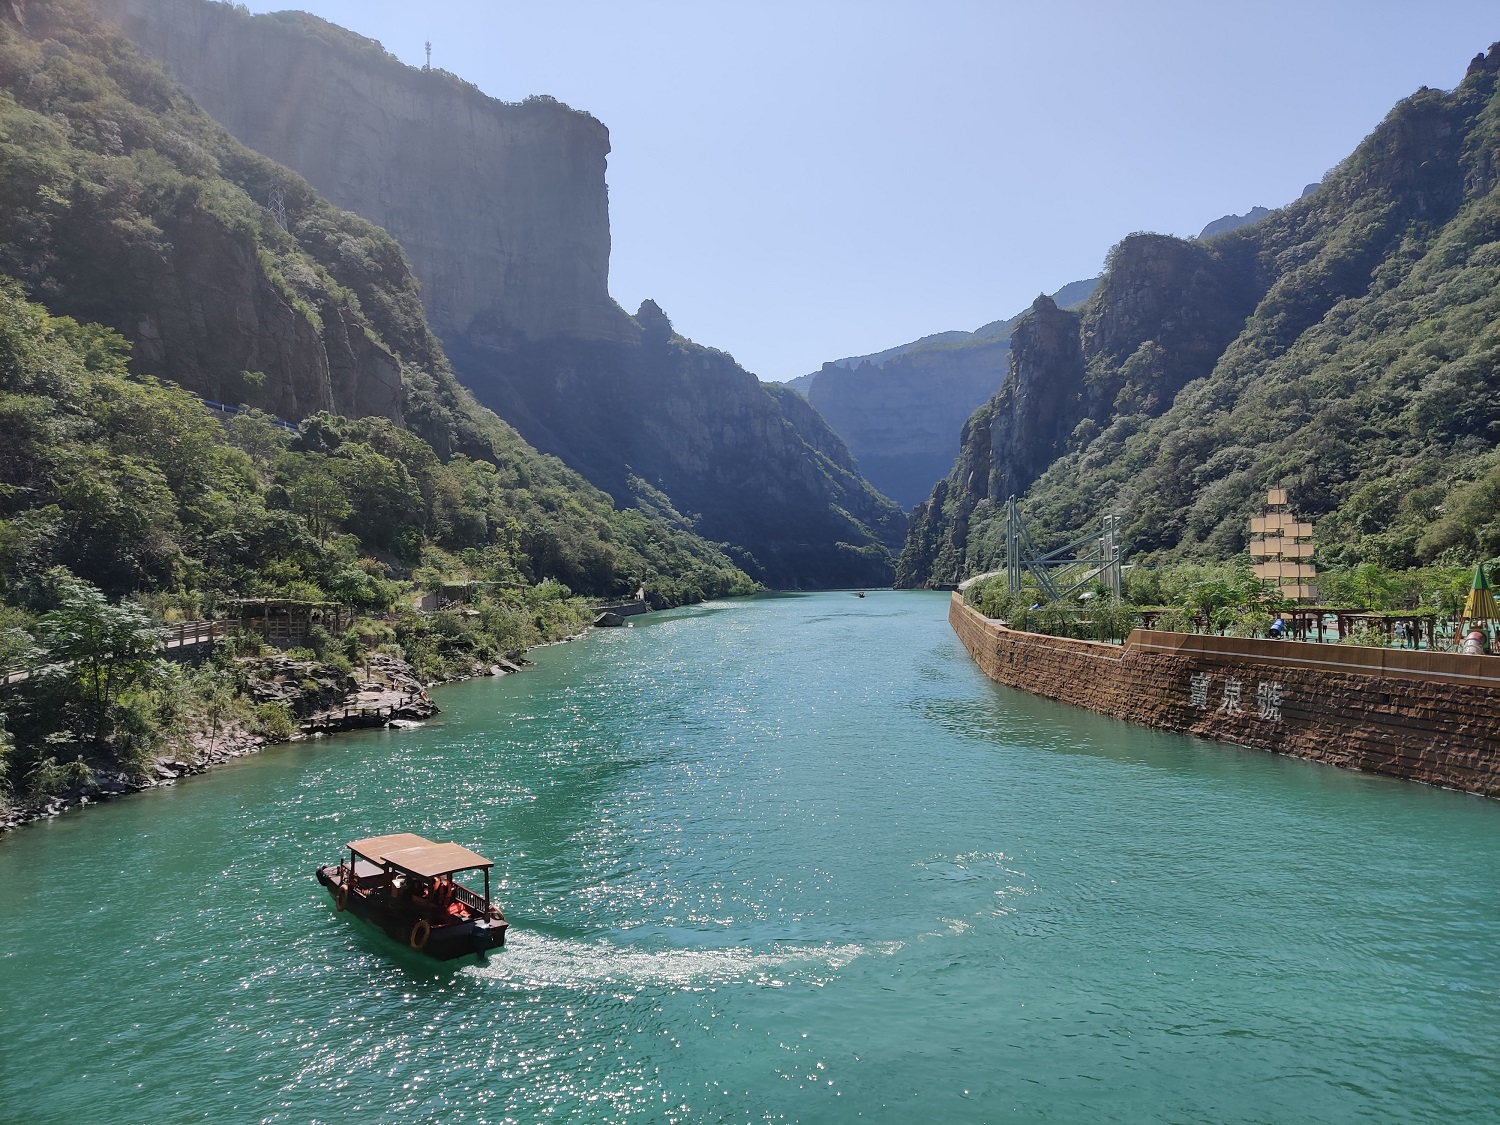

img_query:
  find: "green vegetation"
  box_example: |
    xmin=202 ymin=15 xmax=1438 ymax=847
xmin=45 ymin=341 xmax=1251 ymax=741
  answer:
xmin=964 ymin=560 xmax=1478 ymax=645
xmin=0 ymin=275 xmax=752 ymax=818
xmin=0 ymin=1 xmax=766 ymax=820
xmin=903 ymin=58 xmax=1500 ymax=592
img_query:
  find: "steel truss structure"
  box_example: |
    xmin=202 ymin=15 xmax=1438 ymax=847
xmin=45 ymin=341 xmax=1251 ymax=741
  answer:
xmin=1002 ymin=497 xmax=1122 ymax=600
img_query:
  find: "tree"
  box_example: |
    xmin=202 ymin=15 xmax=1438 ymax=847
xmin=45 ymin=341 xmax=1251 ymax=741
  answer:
xmin=34 ymin=573 xmax=165 ymax=745
xmin=338 ymin=444 xmax=424 ymax=550
xmin=280 ymin=455 xmax=351 ymax=542
xmin=0 ymin=715 xmax=14 ymax=796
xmin=226 ymin=408 xmax=293 ymax=466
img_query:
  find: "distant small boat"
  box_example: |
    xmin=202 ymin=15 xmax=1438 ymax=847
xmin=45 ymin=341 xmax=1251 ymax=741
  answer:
xmin=855 ymin=591 xmax=866 ymax=598
xmin=316 ymin=833 xmax=508 ymax=959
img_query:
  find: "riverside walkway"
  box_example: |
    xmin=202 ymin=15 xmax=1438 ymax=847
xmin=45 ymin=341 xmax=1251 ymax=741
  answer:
xmin=0 ymin=620 xmax=223 ymax=689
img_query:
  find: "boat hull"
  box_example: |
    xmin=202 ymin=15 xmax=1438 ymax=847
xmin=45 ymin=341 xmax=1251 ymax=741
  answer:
xmin=315 ymin=865 xmax=507 ymax=960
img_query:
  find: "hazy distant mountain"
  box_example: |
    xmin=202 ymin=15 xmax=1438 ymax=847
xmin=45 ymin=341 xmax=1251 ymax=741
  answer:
xmin=785 ymin=279 xmax=1098 ymax=509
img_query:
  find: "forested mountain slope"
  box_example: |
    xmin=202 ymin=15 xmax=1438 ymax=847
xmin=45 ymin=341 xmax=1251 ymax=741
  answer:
xmin=93 ymin=0 xmax=905 ymax=589
xmin=901 ymin=44 xmax=1500 ymax=586
xmin=0 ymin=0 xmax=753 ymax=603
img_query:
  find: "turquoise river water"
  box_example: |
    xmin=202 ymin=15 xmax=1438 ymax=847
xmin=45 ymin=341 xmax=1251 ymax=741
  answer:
xmin=2 ymin=590 xmax=1498 ymax=1123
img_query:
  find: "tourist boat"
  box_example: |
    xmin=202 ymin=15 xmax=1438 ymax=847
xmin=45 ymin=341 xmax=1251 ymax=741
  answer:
xmin=315 ymin=833 xmax=508 ymax=959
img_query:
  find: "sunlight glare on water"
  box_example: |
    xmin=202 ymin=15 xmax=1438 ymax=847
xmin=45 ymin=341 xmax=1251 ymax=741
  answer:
xmin=1 ymin=591 xmax=1498 ymax=1123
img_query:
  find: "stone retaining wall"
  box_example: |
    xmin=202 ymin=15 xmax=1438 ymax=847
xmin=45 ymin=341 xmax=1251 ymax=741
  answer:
xmin=950 ymin=594 xmax=1500 ymax=798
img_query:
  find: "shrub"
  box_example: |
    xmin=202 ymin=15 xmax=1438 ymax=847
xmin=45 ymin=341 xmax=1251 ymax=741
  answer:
xmin=255 ymin=702 xmax=298 ymax=741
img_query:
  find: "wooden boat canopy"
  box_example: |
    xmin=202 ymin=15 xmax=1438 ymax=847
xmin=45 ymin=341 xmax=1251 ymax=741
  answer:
xmin=383 ymin=842 xmax=492 ymax=877
xmin=348 ymin=833 xmax=433 ymax=863
xmin=348 ymin=833 xmax=493 ymax=875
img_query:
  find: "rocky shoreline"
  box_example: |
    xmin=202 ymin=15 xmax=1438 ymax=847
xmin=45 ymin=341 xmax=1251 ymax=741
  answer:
xmin=0 ymin=647 xmax=543 ymax=836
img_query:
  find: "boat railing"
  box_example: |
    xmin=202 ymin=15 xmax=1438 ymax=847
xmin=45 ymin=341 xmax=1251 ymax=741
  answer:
xmin=452 ymin=883 xmax=490 ymax=916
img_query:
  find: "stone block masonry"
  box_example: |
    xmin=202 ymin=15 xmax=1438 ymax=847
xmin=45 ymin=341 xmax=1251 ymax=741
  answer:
xmin=950 ymin=594 xmax=1500 ymax=798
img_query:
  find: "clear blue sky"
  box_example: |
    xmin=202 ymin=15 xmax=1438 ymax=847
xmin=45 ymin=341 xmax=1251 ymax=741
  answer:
xmin=246 ymin=1 xmax=1497 ymax=381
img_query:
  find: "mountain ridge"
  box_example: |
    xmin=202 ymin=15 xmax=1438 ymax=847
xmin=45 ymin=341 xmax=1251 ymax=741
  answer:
xmin=899 ymin=45 xmax=1500 ymax=586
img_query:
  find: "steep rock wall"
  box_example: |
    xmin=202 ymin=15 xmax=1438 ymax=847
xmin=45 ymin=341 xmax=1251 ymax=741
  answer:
xmin=91 ymin=0 xmax=637 ymax=347
xmin=451 ymin=303 xmax=906 ymax=589
xmin=134 ymin=207 xmax=403 ymax=421
xmin=93 ymin=0 xmax=906 ymax=588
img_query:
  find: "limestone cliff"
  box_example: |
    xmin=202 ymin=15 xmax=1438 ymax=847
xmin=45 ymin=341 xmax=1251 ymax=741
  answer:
xmin=0 ymin=0 xmax=767 ymax=605
xmin=90 ymin=0 xmax=638 ymax=347
xmin=96 ymin=0 xmax=904 ymax=588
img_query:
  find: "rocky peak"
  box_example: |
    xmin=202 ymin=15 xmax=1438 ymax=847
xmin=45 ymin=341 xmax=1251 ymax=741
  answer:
xmin=1466 ymin=42 xmax=1500 ymax=78
xmin=987 ymin=296 xmax=1086 ymax=501
xmin=636 ymin=299 xmax=674 ymax=348
xmin=1198 ymin=206 xmax=1271 ymax=240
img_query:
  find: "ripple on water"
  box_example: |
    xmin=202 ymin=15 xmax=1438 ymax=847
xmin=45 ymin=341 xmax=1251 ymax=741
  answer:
xmin=2 ymin=591 xmax=1499 ymax=1124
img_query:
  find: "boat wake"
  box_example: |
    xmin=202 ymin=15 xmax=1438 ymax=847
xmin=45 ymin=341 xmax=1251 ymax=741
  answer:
xmin=465 ymin=934 xmax=901 ymax=991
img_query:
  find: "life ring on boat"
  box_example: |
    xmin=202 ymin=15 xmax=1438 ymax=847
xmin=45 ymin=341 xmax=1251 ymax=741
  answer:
xmin=409 ymin=919 xmax=431 ymax=950
xmin=335 ymin=884 xmax=350 ymax=911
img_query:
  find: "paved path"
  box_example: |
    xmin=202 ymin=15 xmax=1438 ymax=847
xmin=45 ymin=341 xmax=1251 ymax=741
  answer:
xmin=957 ymin=569 xmax=1002 ymax=592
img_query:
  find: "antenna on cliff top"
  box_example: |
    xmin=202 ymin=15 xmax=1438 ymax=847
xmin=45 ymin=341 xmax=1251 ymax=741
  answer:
xmin=424 ymin=41 xmax=432 ymax=71
xmin=268 ymin=183 xmax=287 ymax=231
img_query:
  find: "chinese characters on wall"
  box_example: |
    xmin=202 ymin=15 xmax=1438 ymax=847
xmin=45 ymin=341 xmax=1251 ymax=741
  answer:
xmin=1189 ymin=672 xmax=1283 ymax=721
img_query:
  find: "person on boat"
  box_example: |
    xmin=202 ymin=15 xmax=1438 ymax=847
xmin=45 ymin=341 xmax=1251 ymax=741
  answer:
xmin=1269 ymin=616 xmax=1285 ymax=640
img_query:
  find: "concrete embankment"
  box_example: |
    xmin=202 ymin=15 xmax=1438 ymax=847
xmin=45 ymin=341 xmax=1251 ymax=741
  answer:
xmin=950 ymin=593 xmax=1500 ymax=798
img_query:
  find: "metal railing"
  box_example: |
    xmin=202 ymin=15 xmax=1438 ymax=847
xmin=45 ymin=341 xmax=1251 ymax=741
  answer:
xmin=452 ymin=884 xmax=491 ymax=916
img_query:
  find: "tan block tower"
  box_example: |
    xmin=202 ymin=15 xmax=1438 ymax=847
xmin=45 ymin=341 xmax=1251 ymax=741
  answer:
xmin=1249 ymin=488 xmax=1317 ymax=602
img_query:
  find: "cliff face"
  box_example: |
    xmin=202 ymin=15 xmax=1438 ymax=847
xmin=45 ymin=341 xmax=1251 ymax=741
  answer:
xmin=95 ymin=0 xmax=904 ymax=588
xmin=0 ymin=0 xmax=765 ymax=603
xmin=900 ymin=44 xmax=1500 ymax=586
xmin=789 ymin=278 xmax=1097 ymax=509
xmin=451 ymin=303 xmax=906 ymax=589
xmin=128 ymin=207 xmax=404 ymax=422
xmin=90 ymin=0 xmax=637 ymax=347
xmin=0 ymin=0 xmax=419 ymax=424
xmin=1080 ymin=233 xmax=1259 ymax=416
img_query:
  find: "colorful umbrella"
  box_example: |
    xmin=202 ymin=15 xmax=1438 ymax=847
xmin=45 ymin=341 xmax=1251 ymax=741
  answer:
xmin=1458 ymin=563 xmax=1498 ymax=651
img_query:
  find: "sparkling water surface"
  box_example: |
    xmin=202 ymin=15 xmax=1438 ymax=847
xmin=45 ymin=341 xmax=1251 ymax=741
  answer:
xmin=2 ymin=590 xmax=1497 ymax=1123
